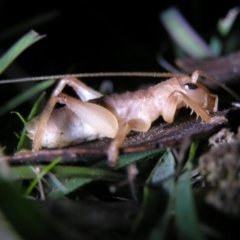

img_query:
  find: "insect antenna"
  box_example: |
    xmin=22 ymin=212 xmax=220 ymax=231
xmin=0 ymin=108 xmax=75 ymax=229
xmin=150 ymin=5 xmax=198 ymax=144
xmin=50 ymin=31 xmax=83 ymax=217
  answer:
xmin=194 ymin=70 xmax=240 ymax=101
xmin=0 ymin=72 xmax=181 ymax=84
xmin=1 ymin=70 xmax=239 ymax=101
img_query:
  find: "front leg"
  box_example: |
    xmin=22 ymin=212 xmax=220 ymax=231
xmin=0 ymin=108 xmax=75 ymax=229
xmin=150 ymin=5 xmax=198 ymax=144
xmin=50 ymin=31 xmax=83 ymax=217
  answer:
xmin=162 ymin=90 xmax=212 ymax=123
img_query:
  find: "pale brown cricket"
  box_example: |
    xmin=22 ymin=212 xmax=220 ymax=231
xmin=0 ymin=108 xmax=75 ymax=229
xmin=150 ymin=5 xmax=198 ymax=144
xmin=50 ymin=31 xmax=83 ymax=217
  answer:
xmin=25 ymin=70 xmax=220 ymax=166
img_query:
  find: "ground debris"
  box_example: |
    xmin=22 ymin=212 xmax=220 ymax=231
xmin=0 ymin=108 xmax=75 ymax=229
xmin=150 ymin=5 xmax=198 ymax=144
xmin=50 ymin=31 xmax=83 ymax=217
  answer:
xmin=199 ymin=127 xmax=240 ymax=216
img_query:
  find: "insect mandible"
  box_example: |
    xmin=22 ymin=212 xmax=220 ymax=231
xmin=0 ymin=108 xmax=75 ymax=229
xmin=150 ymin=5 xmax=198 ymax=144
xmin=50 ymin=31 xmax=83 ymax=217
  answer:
xmin=22 ymin=70 xmax=221 ymax=166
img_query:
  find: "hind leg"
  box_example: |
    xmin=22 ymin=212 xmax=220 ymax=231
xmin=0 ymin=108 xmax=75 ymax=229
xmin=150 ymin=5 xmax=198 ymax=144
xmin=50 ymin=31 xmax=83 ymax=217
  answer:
xmin=31 ymin=77 xmax=107 ymax=151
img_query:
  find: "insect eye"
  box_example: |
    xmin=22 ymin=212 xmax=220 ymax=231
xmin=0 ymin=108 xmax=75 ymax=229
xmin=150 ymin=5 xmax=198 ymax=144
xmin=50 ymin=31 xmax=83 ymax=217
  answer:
xmin=184 ymin=83 xmax=198 ymax=90
xmin=183 ymin=82 xmax=205 ymax=104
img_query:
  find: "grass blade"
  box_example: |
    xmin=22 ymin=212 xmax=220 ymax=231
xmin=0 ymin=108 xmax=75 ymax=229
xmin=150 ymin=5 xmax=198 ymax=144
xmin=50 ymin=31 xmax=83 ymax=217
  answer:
xmin=132 ymin=151 xmax=176 ymax=240
xmin=0 ymin=10 xmax=60 ymax=43
xmin=217 ymin=7 xmax=240 ymax=36
xmin=0 ymin=30 xmax=45 ymax=75
xmin=175 ymin=142 xmax=203 ymax=239
xmin=160 ymin=7 xmax=215 ymax=58
xmin=47 ymin=149 xmax=163 ymax=199
xmin=0 ymin=173 xmax=78 ymax=239
xmin=16 ymin=92 xmax=46 ymax=151
xmin=24 ymin=157 xmax=61 ymax=196
xmin=176 ymin=169 xmax=204 ymax=240
xmin=115 ymin=148 xmax=164 ymax=169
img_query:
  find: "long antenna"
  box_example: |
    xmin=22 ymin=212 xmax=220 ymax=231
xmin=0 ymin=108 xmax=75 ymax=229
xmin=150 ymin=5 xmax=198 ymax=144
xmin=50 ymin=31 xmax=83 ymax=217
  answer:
xmin=0 ymin=72 xmax=180 ymax=84
xmin=1 ymin=71 xmax=239 ymax=101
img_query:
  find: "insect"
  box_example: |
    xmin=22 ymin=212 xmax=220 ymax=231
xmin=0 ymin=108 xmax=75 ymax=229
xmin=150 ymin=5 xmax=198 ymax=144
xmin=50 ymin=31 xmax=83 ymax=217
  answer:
xmin=24 ymin=70 xmax=220 ymax=166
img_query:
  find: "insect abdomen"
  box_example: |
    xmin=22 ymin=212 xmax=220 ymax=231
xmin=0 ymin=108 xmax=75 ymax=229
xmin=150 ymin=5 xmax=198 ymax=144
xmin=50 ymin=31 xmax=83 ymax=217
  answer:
xmin=27 ymin=107 xmax=105 ymax=148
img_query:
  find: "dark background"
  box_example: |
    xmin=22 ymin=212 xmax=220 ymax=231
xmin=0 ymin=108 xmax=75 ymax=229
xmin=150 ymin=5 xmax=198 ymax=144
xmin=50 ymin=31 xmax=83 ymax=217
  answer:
xmin=0 ymin=1 xmax=239 ymax=152
xmin=0 ymin=1 xmax=239 ymax=76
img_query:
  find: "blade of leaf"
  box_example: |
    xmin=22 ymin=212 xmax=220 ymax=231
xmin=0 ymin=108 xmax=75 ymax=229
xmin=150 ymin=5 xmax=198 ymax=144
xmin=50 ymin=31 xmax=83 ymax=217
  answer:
xmin=11 ymin=165 xmax=121 ymax=181
xmin=217 ymin=7 xmax=240 ymax=36
xmin=132 ymin=151 xmax=176 ymax=239
xmin=24 ymin=157 xmax=61 ymax=196
xmin=46 ymin=167 xmax=125 ymax=199
xmin=47 ymin=149 xmax=163 ymax=199
xmin=175 ymin=169 xmax=204 ymax=240
xmin=11 ymin=165 xmax=124 ymax=181
xmin=209 ymin=36 xmax=222 ymax=56
xmin=16 ymin=92 xmax=46 ymax=151
xmin=0 ymin=30 xmax=45 ymax=75
xmin=11 ymin=111 xmax=26 ymax=124
xmin=52 ymin=166 xmax=125 ymax=180
xmin=160 ymin=7 xmax=216 ymax=58
xmin=0 ymin=11 xmax=60 ymax=43
xmin=188 ymin=142 xmax=199 ymax=162
xmin=115 ymin=148 xmax=164 ymax=169
xmin=11 ymin=164 xmax=125 ymax=198
xmin=0 ymin=174 xmax=79 ymax=239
